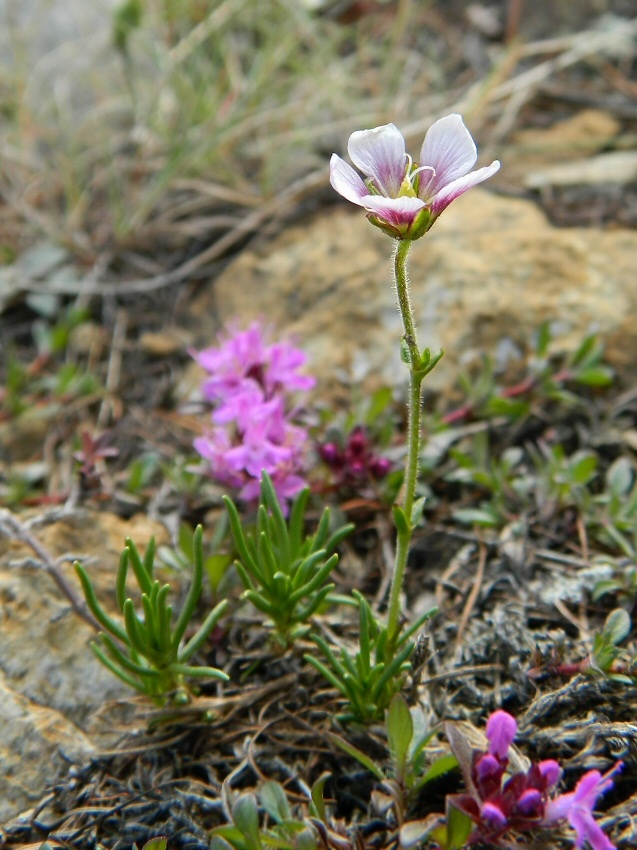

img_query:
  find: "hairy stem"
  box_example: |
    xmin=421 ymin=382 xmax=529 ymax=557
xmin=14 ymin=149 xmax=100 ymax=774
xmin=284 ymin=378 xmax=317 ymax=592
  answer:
xmin=386 ymin=239 xmax=425 ymax=646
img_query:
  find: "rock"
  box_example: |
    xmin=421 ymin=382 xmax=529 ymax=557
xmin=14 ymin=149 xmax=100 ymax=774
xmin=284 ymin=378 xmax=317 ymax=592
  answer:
xmin=190 ymin=190 xmax=637 ymax=400
xmin=0 ymin=675 xmax=95 ymax=824
xmin=0 ymin=509 xmax=168 ymax=819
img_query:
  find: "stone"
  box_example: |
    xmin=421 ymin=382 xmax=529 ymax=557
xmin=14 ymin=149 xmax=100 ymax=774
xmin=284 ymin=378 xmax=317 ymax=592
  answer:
xmin=0 ymin=675 xmax=95 ymax=824
xmin=190 ymin=190 xmax=637 ymax=401
xmin=0 ymin=509 xmax=168 ymax=819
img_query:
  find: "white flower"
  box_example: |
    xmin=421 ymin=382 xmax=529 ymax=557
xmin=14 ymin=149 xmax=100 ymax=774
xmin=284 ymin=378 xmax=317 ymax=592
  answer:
xmin=330 ymin=114 xmax=500 ymax=239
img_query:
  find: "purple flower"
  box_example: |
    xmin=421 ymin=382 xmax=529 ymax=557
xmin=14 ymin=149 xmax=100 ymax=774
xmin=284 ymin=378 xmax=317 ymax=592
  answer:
xmin=329 ymin=115 xmax=500 ymax=239
xmin=447 ymin=711 xmax=619 ymax=848
xmin=194 ymin=322 xmax=315 ymax=404
xmin=544 ymin=764 xmax=622 ymax=850
xmin=193 ymin=323 xmax=314 ymax=512
xmin=486 ymin=709 xmax=517 ymax=760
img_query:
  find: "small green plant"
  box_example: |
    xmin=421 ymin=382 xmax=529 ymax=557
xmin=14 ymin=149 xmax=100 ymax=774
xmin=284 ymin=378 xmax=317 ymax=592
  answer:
xmin=306 ymin=592 xmax=436 ymax=724
xmin=212 ymin=782 xmax=319 ymax=850
xmin=589 ymin=608 xmax=636 ymax=684
xmin=75 ymin=526 xmax=228 ymax=704
xmin=593 ymin=557 xmax=637 ymax=607
xmin=446 ymin=431 xmax=528 ymax=528
xmin=530 ymin=442 xmax=597 ymax=516
xmin=445 ymin=324 xmax=614 ymax=426
xmin=590 ymin=457 xmax=637 ymax=554
xmin=330 ymin=694 xmax=456 ymax=825
xmin=224 ymin=473 xmax=353 ymax=648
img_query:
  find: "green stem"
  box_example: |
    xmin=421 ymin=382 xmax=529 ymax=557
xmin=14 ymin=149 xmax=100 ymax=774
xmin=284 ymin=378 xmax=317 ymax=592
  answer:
xmin=386 ymin=239 xmax=425 ymax=647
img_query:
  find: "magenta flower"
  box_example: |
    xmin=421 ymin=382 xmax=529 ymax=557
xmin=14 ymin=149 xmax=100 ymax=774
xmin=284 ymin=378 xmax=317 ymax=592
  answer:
xmin=447 ymin=710 xmax=620 ymax=848
xmin=194 ymin=322 xmax=315 ymax=404
xmin=193 ymin=323 xmax=314 ymax=512
xmin=544 ymin=764 xmax=622 ymax=850
xmin=330 ymin=114 xmax=500 ymax=239
xmin=486 ymin=709 xmax=518 ymax=760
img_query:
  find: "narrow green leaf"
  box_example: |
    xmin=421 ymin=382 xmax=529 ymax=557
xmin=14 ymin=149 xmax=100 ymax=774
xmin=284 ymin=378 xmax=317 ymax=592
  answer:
xmin=179 ymin=598 xmax=228 ymax=661
xmin=327 ymin=733 xmax=385 ymax=781
xmin=294 ymin=584 xmax=334 ymax=622
xmin=98 ymin=633 xmax=161 ymax=678
xmin=116 ymin=547 xmax=129 ymax=612
xmin=169 ymin=662 xmax=229 ymax=680
xmin=289 ymin=487 xmax=309 ymax=554
xmin=125 ymin=537 xmax=153 ymax=595
xmin=446 ymin=803 xmax=475 ymax=849
xmin=171 ymin=525 xmax=204 ymax=651
xmin=75 ymin=562 xmax=129 ymax=643
xmin=141 ymin=592 xmax=159 ymax=649
xmin=224 ymin=495 xmax=258 ymax=572
xmin=287 ymin=553 xmax=336 ymax=605
xmin=604 ymin=608 xmax=631 ymax=645
xmin=416 ymin=753 xmax=458 ymax=789
xmin=257 ymin=530 xmax=278 ymax=584
xmin=156 ymin=585 xmax=173 ymax=655
xmin=244 ymin=590 xmax=278 ymax=617
xmin=90 ymin=641 xmax=146 ymax=693
xmin=309 ymin=771 xmax=331 ymax=821
xmin=387 ymin=694 xmax=413 ymax=780
xmin=232 ymin=793 xmax=263 ymax=850
xmin=259 ymin=780 xmax=291 ymax=823
xmin=304 ymin=654 xmax=349 ymax=697
xmin=124 ymin=599 xmax=154 ymax=659
xmin=324 ymin=522 xmax=355 ymax=555
xmin=142 ymin=536 xmax=156 ymax=580
xmin=261 ymin=472 xmax=290 ymax=564
xmin=575 ymin=366 xmax=613 ymax=387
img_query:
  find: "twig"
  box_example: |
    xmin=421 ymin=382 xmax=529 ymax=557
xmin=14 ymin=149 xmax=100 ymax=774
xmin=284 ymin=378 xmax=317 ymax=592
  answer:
xmin=420 ymin=663 xmax=504 ymax=687
xmin=98 ymin=307 xmax=128 ymax=428
xmin=454 ymin=540 xmax=487 ymax=653
xmin=0 ymin=508 xmax=99 ymax=630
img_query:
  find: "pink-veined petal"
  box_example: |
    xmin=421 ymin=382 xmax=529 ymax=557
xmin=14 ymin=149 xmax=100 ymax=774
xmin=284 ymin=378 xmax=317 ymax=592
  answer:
xmin=347 ymin=123 xmax=407 ymax=197
xmin=430 ymin=160 xmax=501 ymax=215
xmin=362 ymin=194 xmax=426 ymax=228
xmin=419 ymin=114 xmax=478 ymax=197
xmin=329 ymin=154 xmax=369 ymax=205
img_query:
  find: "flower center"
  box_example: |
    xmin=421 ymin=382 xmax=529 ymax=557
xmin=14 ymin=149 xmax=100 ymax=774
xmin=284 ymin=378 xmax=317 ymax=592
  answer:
xmin=399 ymin=156 xmax=436 ymax=200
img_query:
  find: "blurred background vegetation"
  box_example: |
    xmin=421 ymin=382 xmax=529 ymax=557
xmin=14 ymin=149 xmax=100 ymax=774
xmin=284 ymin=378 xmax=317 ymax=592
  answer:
xmin=1 ymin=0 xmax=633 ymax=278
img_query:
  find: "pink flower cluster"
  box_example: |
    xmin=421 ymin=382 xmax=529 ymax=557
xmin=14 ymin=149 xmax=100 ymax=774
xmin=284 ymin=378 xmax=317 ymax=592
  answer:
xmin=193 ymin=323 xmax=315 ymax=508
xmin=449 ymin=710 xmax=621 ymax=848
